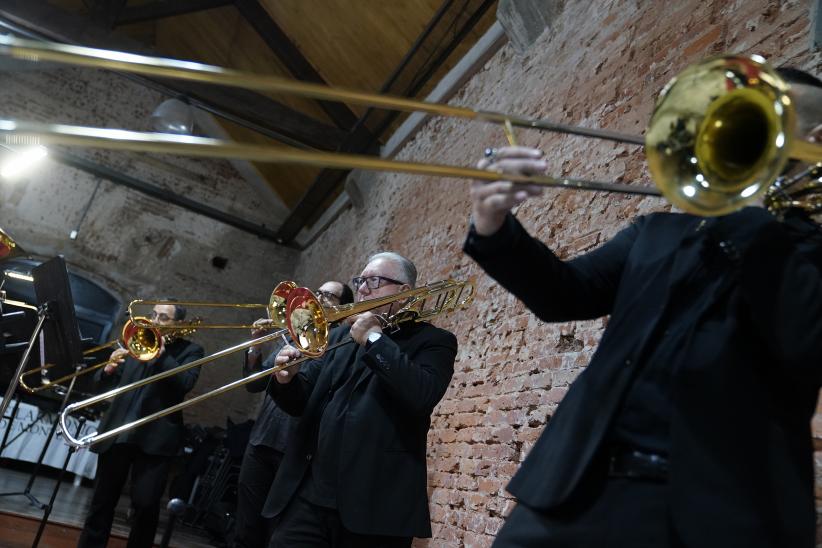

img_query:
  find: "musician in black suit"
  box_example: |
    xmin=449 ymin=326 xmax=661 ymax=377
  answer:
xmin=463 ymin=69 xmax=822 ymax=548
xmin=78 ymin=303 xmax=203 ymax=548
xmin=264 ymin=252 xmax=458 ymax=548
xmin=233 ymin=280 xmax=354 ymax=548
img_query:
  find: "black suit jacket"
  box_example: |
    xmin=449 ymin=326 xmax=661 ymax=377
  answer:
xmin=242 ymin=338 xmax=298 ymax=451
xmin=464 ymin=208 xmax=822 ymax=548
xmin=263 ymin=322 xmax=457 ymax=538
xmin=92 ymin=338 xmax=204 ymax=456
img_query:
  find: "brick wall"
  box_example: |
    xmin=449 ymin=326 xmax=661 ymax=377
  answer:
xmin=294 ymin=1 xmax=822 ymax=546
xmin=0 ymin=65 xmax=298 ymax=427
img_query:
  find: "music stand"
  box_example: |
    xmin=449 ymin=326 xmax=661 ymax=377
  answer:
xmin=0 ymin=257 xmax=85 ymax=546
xmin=0 ymin=256 xmax=83 ymax=418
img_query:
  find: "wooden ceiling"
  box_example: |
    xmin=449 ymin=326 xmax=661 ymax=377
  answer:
xmin=3 ymin=0 xmax=499 ymax=245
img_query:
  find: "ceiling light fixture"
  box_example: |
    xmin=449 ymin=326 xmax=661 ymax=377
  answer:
xmin=150 ymin=96 xmax=194 ymax=134
xmin=0 ymin=145 xmax=48 ymax=179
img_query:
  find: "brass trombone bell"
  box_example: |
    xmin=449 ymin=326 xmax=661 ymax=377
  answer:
xmin=287 ymin=278 xmax=475 ymax=357
xmin=129 ymin=281 xmax=298 ymax=331
xmin=121 ymin=316 xmax=164 ymax=360
xmin=646 ymin=55 xmax=821 ymax=215
xmin=18 ymin=316 xmax=172 ymax=393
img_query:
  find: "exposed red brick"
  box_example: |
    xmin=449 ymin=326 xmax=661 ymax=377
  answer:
xmin=294 ymin=1 xmax=822 ymax=545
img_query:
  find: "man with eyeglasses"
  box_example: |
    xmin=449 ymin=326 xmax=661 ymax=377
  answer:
xmin=233 ymin=280 xmax=353 ymax=548
xmin=78 ymin=303 xmax=204 ymax=548
xmin=262 ymin=252 xmax=458 ymax=548
xmin=314 ymin=280 xmax=354 ymax=307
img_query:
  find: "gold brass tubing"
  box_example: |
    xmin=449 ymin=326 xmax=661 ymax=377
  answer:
xmin=287 ymin=279 xmax=475 ymax=356
xmin=0 ymin=121 xmax=662 ymax=197
xmin=19 ymin=359 xmax=110 ymax=393
xmin=0 ymin=35 xmax=644 ymax=146
xmin=65 ymin=337 xmax=356 ymax=450
xmin=19 ymin=338 xmax=122 ymax=393
xmin=61 ymin=279 xmax=474 ymax=448
xmin=128 ymin=299 xmax=276 ymax=330
xmin=59 ymin=328 xmax=289 ymax=448
xmin=503 ymin=119 xmax=517 ymax=147
xmin=790 ymin=140 xmax=821 ymax=164
xmin=322 ymin=280 xmax=467 ymax=325
xmin=82 ymin=339 xmax=121 ymax=355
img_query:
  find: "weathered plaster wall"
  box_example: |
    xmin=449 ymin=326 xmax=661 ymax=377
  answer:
xmin=0 ymin=65 xmax=298 ymax=427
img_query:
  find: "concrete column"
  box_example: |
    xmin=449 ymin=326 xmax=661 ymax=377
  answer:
xmin=497 ymin=0 xmax=563 ymax=55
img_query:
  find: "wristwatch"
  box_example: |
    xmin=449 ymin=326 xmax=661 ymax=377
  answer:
xmin=366 ymin=332 xmax=382 ymax=348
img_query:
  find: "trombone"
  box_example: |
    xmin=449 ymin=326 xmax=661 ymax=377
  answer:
xmin=0 ymin=227 xmax=23 ymax=260
xmin=128 ymin=280 xmax=298 ymax=330
xmin=0 ymin=36 xmax=821 ymax=214
xmin=58 ymin=278 xmax=474 ymax=449
xmin=56 ymin=280 xmax=298 ymax=447
xmin=18 ymin=316 xmax=199 ymax=393
xmin=0 ymin=35 xmax=653 ymax=202
xmin=286 ymin=279 xmax=474 ymax=357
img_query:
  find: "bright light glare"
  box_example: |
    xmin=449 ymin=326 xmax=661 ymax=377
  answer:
xmin=4 ymin=270 xmax=33 ymax=282
xmin=741 ymin=184 xmax=759 ymax=198
xmin=1 ymin=145 xmax=48 ymax=179
xmin=682 ymin=185 xmax=696 ymax=197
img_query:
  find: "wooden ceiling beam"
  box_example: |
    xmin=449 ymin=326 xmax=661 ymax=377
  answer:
xmin=274 ymin=0 xmax=498 ymax=244
xmin=0 ymin=0 xmax=347 ymax=151
xmin=114 ymin=0 xmax=234 ymax=27
xmin=233 ymin=0 xmax=361 ymax=131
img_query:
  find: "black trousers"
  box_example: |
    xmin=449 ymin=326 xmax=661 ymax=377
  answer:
xmin=233 ymin=444 xmax=284 ymax=548
xmin=493 ymin=476 xmax=683 ymax=548
xmin=77 ymin=443 xmax=171 ymax=548
xmin=268 ymin=493 xmax=412 ymax=548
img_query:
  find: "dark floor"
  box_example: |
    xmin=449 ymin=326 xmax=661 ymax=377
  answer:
xmin=0 ymin=511 xmax=130 ymax=548
xmin=0 ymin=464 xmax=218 ymax=548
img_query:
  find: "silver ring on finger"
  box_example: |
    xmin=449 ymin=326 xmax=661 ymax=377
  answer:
xmin=483 ymin=147 xmax=497 ymax=163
